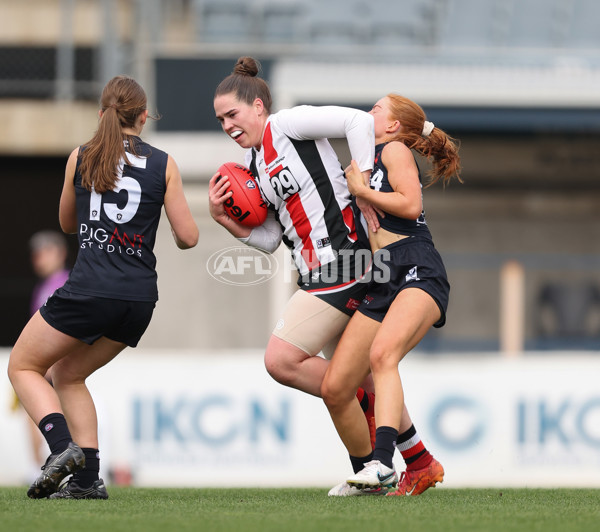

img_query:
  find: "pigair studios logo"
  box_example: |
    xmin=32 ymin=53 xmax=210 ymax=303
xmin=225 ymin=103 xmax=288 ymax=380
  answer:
xmin=206 ymin=246 xmax=279 ymax=286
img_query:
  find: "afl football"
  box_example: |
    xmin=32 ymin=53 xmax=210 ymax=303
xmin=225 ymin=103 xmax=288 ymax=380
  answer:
xmin=217 ymin=162 xmax=267 ymax=227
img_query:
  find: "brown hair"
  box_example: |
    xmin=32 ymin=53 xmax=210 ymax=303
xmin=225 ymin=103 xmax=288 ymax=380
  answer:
xmin=386 ymin=94 xmax=462 ymax=187
xmin=214 ymin=56 xmax=272 ymax=114
xmin=78 ymin=76 xmax=149 ymax=193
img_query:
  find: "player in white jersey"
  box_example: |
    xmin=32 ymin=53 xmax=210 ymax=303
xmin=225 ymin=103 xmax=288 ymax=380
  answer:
xmin=210 ymin=55 xmax=377 ymax=424
xmin=210 ymin=58 xmax=440 ymax=496
xmin=243 ymin=105 xmax=374 ymax=277
xmin=210 ymin=57 xmax=378 ymax=389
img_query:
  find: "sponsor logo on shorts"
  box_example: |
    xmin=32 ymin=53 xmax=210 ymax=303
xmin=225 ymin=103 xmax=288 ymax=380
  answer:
xmin=44 ymin=423 xmax=54 ymax=432
xmin=346 ymin=298 xmax=361 ymax=311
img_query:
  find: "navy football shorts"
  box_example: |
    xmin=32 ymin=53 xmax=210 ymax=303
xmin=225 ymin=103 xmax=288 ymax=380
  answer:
xmin=358 ymin=236 xmax=450 ymax=327
xmin=40 ymin=287 xmax=156 ymax=347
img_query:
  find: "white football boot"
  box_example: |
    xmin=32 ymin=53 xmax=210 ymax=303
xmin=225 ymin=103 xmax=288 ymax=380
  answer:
xmin=346 ymin=459 xmax=398 ymax=489
xmin=328 ymin=480 xmax=386 ymax=496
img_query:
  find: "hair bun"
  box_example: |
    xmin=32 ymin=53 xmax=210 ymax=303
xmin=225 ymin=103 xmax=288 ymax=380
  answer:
xmin=233 ymin=56 xmax=260 ymax=77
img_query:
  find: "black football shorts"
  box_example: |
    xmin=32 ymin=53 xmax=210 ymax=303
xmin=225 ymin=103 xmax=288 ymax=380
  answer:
xmin=297 ymin=240 xmax=370 ymax=316
xmin=40 ymin=287 xmax=156 ymax=346
xmin=358 ymin=236 xmax=450 ymax=327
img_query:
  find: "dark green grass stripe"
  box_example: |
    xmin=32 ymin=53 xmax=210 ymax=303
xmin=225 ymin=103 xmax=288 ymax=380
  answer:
xmin=1 ymin=487 xmax=599 ymax=532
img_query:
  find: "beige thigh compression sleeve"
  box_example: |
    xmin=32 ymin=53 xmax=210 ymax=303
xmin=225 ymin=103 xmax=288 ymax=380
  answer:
xmin=272 ymin=289 xmax=350 ymax=360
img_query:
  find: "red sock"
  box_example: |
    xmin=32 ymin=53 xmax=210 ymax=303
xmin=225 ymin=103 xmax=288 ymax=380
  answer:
xmin=357 ymin=388 xmax=376 ymax=449
xmin=356 ymin=388 xmax=370 ymax=411
xmin=396 ymin=424 xmax=433 ymax=471
xmin=356 ymin=387 xmax=366 ymax=404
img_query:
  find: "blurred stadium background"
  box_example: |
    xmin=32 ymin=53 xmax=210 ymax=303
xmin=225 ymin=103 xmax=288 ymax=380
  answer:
xmin=0 ymin=0 xmax=599 ymax=488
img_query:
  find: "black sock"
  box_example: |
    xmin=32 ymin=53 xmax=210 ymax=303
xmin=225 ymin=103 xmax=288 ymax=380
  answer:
xmin=72 ymin=448 xmax=100 ymax=488
xmin=349 ymin=451 xmax=374 ymax=473
xmin=38 ymin=413 xmax=72 ymax=455
xmin=373 ymin=426 xmax=398 ymax=469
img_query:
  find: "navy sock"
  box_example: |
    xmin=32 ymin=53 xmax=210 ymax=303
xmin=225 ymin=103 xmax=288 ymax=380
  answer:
xmin=373 ymin=426 xmax=398 ymax=469
xmin=73 ymin=448 xmax=100 ymax=488
xmin=349 ymin=451 xmax=374 ymax=473
xmin=38 ymin=413 xmax=72 ymax=455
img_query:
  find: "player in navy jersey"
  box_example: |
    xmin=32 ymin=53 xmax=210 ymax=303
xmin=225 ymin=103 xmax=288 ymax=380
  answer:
xmin=322 ymin=94 xmax=461 ymax=496
xmin=7 ymin=75 xmax=198 ymax=499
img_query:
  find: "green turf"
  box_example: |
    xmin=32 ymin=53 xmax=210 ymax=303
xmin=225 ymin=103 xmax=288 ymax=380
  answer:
xmin=1 ymin=487 xmax=599 ymax=532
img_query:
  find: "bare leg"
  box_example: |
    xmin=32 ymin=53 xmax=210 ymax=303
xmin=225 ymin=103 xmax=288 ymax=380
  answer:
xmin=371 ymin=288 xmax=441 ymax=432
xmin=264 ymin=335 xmax=330 ymax=397
xmin=399 ymin=403 xmax=414 ymax=433
xmin=264 ymin=290 xmax=351 ymax=397
xmin=8 ymin=311 xmax=127 ymax=452
xmin=322 ymin=312 xmax=380 ymax=457
xmin=8 ymin=312 xmax=83 ymax=424
xmin=51 ymin=337 xmax=126 ymax=448
xmin=263 ymin=329 xmax=375 ymax=399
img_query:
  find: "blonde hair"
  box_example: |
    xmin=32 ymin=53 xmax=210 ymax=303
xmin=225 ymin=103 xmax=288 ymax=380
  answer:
xmin=386 ymin=93 xmax=462 ymax=187
xmin=78 ymin=76 xmax=149 ymax=193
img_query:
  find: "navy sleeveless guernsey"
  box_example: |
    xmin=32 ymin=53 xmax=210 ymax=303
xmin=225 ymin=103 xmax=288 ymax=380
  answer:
xmin=63 ymin=136 xmax=167 ymax=302
xmin=371 ymin=142 xmax=432 ymax=239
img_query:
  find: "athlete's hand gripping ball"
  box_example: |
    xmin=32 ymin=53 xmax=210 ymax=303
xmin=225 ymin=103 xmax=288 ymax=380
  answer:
xmin=216 ymin=162 xmax=267 ymax=227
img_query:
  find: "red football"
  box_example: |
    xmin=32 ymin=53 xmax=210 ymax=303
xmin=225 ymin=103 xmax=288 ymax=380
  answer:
xmin=217 ymin=162 xmax=267 ymax=227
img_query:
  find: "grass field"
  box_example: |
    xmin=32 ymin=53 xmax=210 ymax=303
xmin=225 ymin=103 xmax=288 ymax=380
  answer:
xmin=1 ymin=487 xmax=599 ymax=532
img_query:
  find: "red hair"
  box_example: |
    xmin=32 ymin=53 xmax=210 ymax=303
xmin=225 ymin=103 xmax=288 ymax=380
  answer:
xmin=386 ymin=93 xmax=462 ymax=187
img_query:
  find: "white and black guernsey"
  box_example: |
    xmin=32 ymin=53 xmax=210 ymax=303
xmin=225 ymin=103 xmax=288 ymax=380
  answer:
xmin=246 ymin=105 xmax=374 ymax=276
xmin=63 ymin=136 xmax=167 ymax=302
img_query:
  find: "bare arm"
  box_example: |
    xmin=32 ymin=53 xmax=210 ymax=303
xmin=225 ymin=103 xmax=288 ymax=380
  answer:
xmin=346 ymin=143 xmax=423 ymax=220
xmin=164 ymin=155 xmax=199 ymax=249
xmin=59 ymin=148 xmax=79 ymax=234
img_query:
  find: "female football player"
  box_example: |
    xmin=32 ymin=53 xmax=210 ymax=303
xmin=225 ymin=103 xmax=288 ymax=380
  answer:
xmin=209 ymin=57 xmax=437 ymax=495
xmin=210 ymin=56 xmax=375 ymax=387
xmin=321 ymin=94 xmax=461 ymax=496
xmin=8 ymin=75 xmax=198 ymax=499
